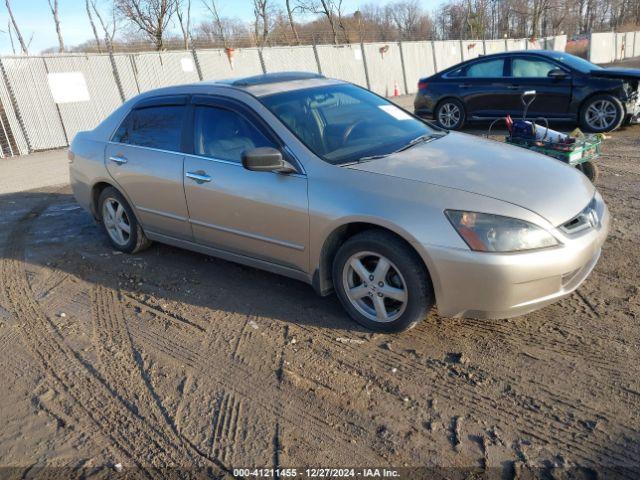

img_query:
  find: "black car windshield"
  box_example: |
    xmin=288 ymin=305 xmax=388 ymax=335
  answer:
xmin=548 ymin=52 xmax=602 ymax=73
xmin=260 ymin=83 xmax=441 ymax=165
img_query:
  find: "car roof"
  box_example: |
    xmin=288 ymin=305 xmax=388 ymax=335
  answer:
xmin=207 ymin=71 xmax=344 ymax=97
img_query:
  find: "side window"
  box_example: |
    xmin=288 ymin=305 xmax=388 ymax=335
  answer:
xmin=193 ymin=106 xmax=275 ymax=162
xmin=112 ymin=105 xmax=185 ymax=151
xmin=512 ymin=58 xmax=558 ymax=77
xmin=466 ymin=59 xmax=505 ymax=78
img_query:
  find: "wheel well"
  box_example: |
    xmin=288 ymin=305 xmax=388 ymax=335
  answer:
xmin=579 ymin=91 xmax=624 ymax=116
xmin=314 ymin=222 xmax=433 ymax=298
xmin=435 ymin=96 xmax=466 ymax=115
xmin=91 ymin=181 xmax=115 ymax=219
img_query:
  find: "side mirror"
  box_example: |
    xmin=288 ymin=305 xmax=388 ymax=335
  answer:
xmin=548 ymin=68 xmax=568 ymax=80
xmin=241 ymin=147 xmax=296 ymax=174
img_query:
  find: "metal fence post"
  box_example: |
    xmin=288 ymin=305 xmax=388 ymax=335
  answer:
xmin=129 ymin=54 xmax=141 ymax=94
xmin=431 ymin=41 xmax=438 ymax=73
xmin=398 ymin=41 xmax=409 ymax=95
xmin=482 ymin=39 xmax=487 ymax=55
xmin=41 ymin=57 xmax=69 ymax=147
xmin=504 ymin=38 xmax=509 ymax=51
xmin=107 ymin=48 xmax=126 ymax=103
xmin=360 ymin=42 xmax=371 ymax=90
xmin=0 ymin=57 xmax=31 ymax=154
xmin=191 ymin=41 xmax=203 ymax=81
xmin=459 ymin=39 xmax=464 ymax=59
xmin=258 ymin=48 xmax=267 ymax=74
xmin=312 ymin=41 xmax=322 ymax=75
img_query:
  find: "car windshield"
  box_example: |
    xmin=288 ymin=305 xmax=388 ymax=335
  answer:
xmin=548 ymin=52 xmax=602 ymax=73
xmin=260 ymin=83 xmax=441 ymax=165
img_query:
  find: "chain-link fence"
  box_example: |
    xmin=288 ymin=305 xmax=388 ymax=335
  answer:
xmin=0 ymin=35 xmax=568 ymax=158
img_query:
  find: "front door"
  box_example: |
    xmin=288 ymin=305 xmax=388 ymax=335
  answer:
xmin=183 ymin=101 xmax=309 ymax=272
xmin=505 ymin=56 xmax=572 ymax=118
xmin=458 ymin=57 xmax=512 ymax=118
xmin=106 ymin=98 xmax=191 ymax=239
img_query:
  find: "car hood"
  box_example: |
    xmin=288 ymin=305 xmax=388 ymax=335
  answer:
xmin=348 ymin=132 xmax=595 ymax=226
xmin=590 ymin=68 xmax=640 ymax=81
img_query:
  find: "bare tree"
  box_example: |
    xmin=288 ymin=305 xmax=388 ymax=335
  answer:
xmin=115 ymin=0 xmax=177 ymax=50
xmin=202 ymin=0 xmax=229 ymax=48
xmin=253 ymin=0 xmax=271 ymax=47
xmin=46 ymin=0 xmax=65 ymax=52
xmin=297 ymin=0 xmax=344 ymax=44
xmin=92 ymin=1 xmax=118 ymax=48
xmin=285 ymin=0 xmax=300 ymax=44
xmin=86 ymin=0 xmax=103 ymax=52
xmin=5 ymin=0 xmax=28 ymax=54
xmin=176 ymin=0 xmax=191 ymax=49
xmin=7 ymin=20 xmax=16 ymax=54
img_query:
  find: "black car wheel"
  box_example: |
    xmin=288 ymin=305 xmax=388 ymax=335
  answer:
xmin=435 ymin=99 xmax=465 ymax=130
xmin=579 ymin=94 xmax=624 ymax=133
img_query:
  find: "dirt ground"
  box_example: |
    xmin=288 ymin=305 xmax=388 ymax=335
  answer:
xmin=1 ymin=115 xmax=640 ymax=478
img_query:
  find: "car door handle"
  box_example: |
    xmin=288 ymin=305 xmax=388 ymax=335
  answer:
xmin=458 ymin=83 xmax=472 ymax=88
xmin=507 ymin=84 xmax=520 ymax=90
xmin=186 ymin=171 xmax=212 ymax=183
xmin=109 ymin=155 xmax=128 ymax=165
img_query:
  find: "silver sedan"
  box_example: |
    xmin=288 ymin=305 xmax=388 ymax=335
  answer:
xmin=69 ymin=72 xmax=609 ymax=332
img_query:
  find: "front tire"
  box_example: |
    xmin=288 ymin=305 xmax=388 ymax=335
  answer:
xmin=332 ymin=230 xmax=434 ymax=333
xmin=98 ymin=187 xmax=151 ymax=254
xmin=579 ymin=94 xmax=624 ymax=133
xmin=434 ymin=98 xmax=466 ymax=130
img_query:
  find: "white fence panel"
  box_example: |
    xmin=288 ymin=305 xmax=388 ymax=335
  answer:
xmin=526 ymin=38 xmax=543 ymax=50
xmin=1 ymin=57 xmax=67 ymax=150
xmin=316 ymin=44 xmax=367 ymax=87
xmin=0 ymin=70 xmax=28 ymax=155
xmin=506 ymin=39 xmax=527 ymax=51
xmin=635 ymin=31 xmax=640 ymax=58
xmin=551 ymin=35 xmax=567 ymax=52
xmin=433 ymin=41 xmax=462 ymax=72
xmin=198 ymin=48 xmax=263 ymax=81
xmin=262 ymin=46 xmax=318 ymax=73
xmin=461 ymin=40 xmax=483 ymax=60
xmin=44 ymin=55 xmax=123 ymax=141
xmin=363 ymin=42 xmax=404 ymax=96
xmin=624 ymin=32 xmax=636 ymax=58
xmin=401 ymin=41 xmax=435 ymax=94
xmin=589 ymin=32 xmax=615 ymax=63
xmin=484 ymin=39 xmax=507 ymax=55
xmin=131 ymin=51 xmax=200 ymax=92
xmin=113 ymin=54 xmax=141 ymax=99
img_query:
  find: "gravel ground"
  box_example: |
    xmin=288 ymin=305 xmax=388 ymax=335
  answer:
xmin=0 ymin=88 xmax=639 ymax=479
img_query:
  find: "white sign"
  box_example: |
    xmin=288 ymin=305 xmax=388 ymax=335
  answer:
xmin=379 ymin=105 xmax=412 ymax=121
xmin=181 ymin=57 xmax=195 ymax=72
xmin=47 ymin=72 xmax=90 ymax=104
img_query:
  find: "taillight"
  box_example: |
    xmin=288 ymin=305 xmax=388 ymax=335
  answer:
xmin=418 ymin=80 xmax=428 ymax=90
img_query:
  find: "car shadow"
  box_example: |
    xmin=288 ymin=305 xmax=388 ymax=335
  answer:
xmin=0 ymin=188 xmax=372 ymax=333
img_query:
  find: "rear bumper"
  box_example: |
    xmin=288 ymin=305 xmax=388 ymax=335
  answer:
xmin=423 ymin=203 xmax=610 ymax=319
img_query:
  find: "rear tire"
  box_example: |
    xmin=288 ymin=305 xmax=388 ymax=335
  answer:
xmin=332 ymin=230 xmax=434 ymax=333
xmin=98 ymin=187 xmax=151 ymax=254
xmin=579 ymin=94 xmax=624 ymax=133
xmin=434 ymin=98 xmax=466 ymax=130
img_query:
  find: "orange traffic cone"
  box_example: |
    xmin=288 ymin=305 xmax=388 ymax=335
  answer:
xmin=393 ymin=81 xmax=399 ymax=97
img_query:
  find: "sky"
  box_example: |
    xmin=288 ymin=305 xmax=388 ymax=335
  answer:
xmin=0 ymin=0 xmax=424 ymax=54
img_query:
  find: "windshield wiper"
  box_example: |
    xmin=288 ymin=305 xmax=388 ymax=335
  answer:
xmin=340 ymin=133 xmax=444 ymax=166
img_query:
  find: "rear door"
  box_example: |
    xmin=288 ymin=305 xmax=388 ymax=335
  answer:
xmin=505 ymin=56 xmax=572 ymax=117
xmin=183 ymin=96 xmax=309 ymax=272
xmin=106 ymin=96 xmax=192 ymax=240
xmin=455 ymin=57 xmax=511 ymax=117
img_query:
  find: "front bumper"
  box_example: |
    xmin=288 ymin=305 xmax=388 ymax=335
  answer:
xmin=424 ymin=203 xmax=610 ymax=319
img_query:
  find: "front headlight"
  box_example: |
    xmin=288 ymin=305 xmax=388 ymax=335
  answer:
xmin=445 ymin=210 xmax=559 ymax=252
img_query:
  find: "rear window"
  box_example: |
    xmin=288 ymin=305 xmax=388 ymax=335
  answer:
xmin=112 ymin=105 xmax=185 ymax=152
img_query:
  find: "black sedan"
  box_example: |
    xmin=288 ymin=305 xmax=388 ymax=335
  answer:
xmin=414 ymin=50 xmax=640 ymax=132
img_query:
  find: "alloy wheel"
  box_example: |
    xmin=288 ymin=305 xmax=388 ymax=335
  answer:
xmin=438 ymin=102 xmax=461 ymax=128
xmin=102 ymin=197 xmax=131 ymax=247
xmin=585 ymin=99 xmax=617 ymax=131
xmin=342 ymin=251 xmax=408 ymax=323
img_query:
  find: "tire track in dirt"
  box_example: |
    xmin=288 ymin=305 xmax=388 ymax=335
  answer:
xmin=1 ymin=197 xmax=230 ymax=477
xmin=286 ymin=321 xmax=638 ymax=468
xmin=126 ymin=316 xmax=379 ymax=465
